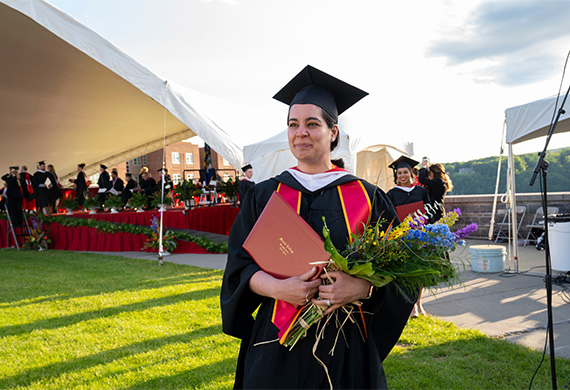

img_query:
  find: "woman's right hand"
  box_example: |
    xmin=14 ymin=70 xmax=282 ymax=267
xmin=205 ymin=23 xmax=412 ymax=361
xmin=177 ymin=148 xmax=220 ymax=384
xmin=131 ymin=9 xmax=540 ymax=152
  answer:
xmin=249 ymin=267 xmax=322 ymax=307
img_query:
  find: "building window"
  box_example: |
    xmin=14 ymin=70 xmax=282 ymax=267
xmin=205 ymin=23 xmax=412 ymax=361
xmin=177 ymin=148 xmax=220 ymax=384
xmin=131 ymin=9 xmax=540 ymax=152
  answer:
xmin=222 ymin=158 xmax=230 ymax=166
xmin=186 ymin=153 xmax=194 ymax=165
xmin=172 ymin=174 xmax=181 ymax=185
xmin=172 ymin=152 xmax=180 ymax=164
xmin=186 ymin=173 xmax=195 ymax=182
xmin=142 ymin=155 xmax=147 ymax=165
xmin=132 ymin=157 xmax=141 ymax=166
xmin=126 ymin=161 xmax=130 ymax=174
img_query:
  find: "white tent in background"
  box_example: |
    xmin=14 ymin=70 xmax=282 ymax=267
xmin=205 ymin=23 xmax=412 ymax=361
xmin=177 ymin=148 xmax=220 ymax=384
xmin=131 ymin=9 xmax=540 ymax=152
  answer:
xmin=493 ymin=92 xmax=570 ymax=272
xmin=243 ymin=129 xmax=361 ymax=182
xmin=0 ymin=0 xmax=245 ymax=184
xmin=355 ymin=144 xmax=410 ymax=193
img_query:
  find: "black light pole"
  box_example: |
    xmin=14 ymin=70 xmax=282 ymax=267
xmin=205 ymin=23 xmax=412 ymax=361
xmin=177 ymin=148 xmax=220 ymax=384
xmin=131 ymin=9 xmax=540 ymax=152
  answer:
xmin=528 ymin=85 xmax=570 ymax=390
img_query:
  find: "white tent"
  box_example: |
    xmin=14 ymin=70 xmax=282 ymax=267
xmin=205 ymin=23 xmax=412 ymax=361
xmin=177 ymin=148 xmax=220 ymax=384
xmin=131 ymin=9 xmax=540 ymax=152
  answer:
xmin=0 ymin=0 xmax=245 ymax=184
xmin=355 ymin=144 xmax=410 ymax=193
xmin=243 ymin=129 xmax=361 ymax=182
xmin=494 ymin=92 xmax=570 ymax=271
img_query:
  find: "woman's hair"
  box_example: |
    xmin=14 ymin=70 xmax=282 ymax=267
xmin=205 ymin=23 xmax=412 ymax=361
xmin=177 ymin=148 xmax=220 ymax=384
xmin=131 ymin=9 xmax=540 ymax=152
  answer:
xmin=392 ymin=167 xmax=415 ymax=185
xmin=287 ymin=106 xmax=339 ymax=151
xmin=140 ymin=167 xmax=148 ymax=174
xmin=429 ymin=163 xmax=453 ymax=192
xmin=47 ymin=164 xmax=56 ymax=174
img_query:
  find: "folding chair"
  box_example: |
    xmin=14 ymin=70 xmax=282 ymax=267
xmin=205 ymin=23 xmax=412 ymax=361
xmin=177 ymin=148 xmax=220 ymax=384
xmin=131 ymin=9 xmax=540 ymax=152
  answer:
xmin=524 ymin=206 xmax=559 ymax=244
xmin=494 ymin=205 xmax=527 ymax=243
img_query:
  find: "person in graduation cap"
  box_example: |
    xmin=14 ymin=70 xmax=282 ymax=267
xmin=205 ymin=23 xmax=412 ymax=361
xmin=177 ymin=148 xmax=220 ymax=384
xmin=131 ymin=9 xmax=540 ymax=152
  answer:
xmin=221 ymin=65 xmax=414 ymax=389
xmin=69 ymin=163 xmax=89 ymax=207
xmin=237 ymin=164 xmax=255 ymax=207
xmin=2 ymin=166 xmax=24 ymax=226
xmin=97 ymin=164 xmax=112 ymax=207
xmin=32 ymin=161 xmax=51 ymax=215
xmin=387 ymin=156 xmax=432 ymax=318
xmin=156 ymin=168 xmax=173 ymax=195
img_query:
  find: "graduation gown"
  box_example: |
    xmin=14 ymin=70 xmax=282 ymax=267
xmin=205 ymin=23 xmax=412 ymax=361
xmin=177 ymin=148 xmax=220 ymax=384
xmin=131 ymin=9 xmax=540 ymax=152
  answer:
xmin=238 ymin=178 xmax=255 ymax=207
xmin=32 ymin=170 xmax=50 ymax=209
xmin=20 ymin=172 xmax=34 ymax=202
xmin=2 ymin=174 xmax=23 ymax=226
xmin=221 ymin=170 xmax=414 ymax=389
xmin=418 ymin=168 xmax=446 ymax=221
xmin=97 ymin=170 xmax=112 ymax=204
xmin=387 ymin=185 xmax=430 ymax=208
xmin=47 ymin=171 xmax=62 ymax=208
xmin=121 ymin=179 xmax=137 ymax=204
xmin=74 ymin=171 xmax=88 ymax=205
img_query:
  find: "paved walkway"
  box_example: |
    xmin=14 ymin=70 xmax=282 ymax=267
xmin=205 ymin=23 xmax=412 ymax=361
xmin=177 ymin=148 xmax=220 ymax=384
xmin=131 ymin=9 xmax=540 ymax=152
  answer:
xmin=98 ymin=238 xmax=570 ymax=360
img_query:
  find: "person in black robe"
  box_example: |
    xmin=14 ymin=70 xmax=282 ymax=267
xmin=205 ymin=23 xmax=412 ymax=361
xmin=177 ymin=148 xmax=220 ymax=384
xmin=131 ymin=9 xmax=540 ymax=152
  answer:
xmin=69 ymin=163 xmax=88 ymax=206
xmin=19 ymin=166 xmax=34 ymax=203
xmin=221 ymin=65 xmax=414 ymax=389
xmin=156 ymin=168 xmax=173 ymax=195
xmin=121 ymin=173 xmax=137 ymax=205
xmin=33 ymin=161 xmax=50 ymax=214
xmin=387 ymin=156 xmax=432 ymax=318
xmin=237 ymin=164 xmax=255 ymax=207
xmin=140 ymin=171 xmax=157 ymax=209
xmin=110 ymin=169 xmax=124 ymax=194
xmin=418 ymin=159 xmax=453 ymax=222
xmin=2 ymin=167 xmax=24 ymax=227
xmin=46 ymin=164 xmax=62 ymax=213
xmin=97 ymin=164 xmax=112 ymax=207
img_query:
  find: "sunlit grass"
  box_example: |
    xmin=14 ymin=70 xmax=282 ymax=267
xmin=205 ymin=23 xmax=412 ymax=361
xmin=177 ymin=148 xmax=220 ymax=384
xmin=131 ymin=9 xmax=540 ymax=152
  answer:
xmin=1 ymin=249 xmax=568 ymax=389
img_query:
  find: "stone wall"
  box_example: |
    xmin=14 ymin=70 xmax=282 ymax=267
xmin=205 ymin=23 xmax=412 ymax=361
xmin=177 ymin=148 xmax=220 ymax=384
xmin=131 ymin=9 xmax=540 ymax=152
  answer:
xmin=444 ymin=192 xmax=570 ymax=240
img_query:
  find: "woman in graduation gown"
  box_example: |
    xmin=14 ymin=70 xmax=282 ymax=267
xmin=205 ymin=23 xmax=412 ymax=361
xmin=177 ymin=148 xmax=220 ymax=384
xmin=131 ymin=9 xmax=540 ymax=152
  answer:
xmin=33 ymin=161 xmax=50 ymax=215
xmin=387 ymin=157 xmax=432 ymax=318
xmin=69 ymin=163 xmax=88 ymax=207
xmin=418 ymin=160 xmax=453 ymax=222
xmin=221 ymin=66 xmax=414 ymax=389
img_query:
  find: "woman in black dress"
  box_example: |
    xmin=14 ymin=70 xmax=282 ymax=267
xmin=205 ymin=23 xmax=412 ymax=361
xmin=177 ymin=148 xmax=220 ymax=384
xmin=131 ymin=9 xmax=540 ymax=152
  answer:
xmin=221 ymin=65 xmax=413 ymax=389
xmin=69 ymin=163 xmax=88 ymax=206
xmin=418 ymin=159 xmax=453 ymax=222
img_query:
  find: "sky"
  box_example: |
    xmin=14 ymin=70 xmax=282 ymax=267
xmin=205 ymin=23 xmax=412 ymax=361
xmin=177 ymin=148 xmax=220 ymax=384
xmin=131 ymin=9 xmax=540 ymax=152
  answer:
xmin=46 ymin=0 xmax=570 ymax=163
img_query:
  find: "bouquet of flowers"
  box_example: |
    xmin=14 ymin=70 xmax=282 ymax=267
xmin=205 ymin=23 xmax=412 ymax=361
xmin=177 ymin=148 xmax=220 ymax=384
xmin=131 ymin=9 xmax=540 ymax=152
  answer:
xmin=24 ymin=215 xmax=51 ymax=251
xmin=283 ymin=209 xmax=477 ymax=349
xmin=142 ymin=216 xmax=178 ymax=253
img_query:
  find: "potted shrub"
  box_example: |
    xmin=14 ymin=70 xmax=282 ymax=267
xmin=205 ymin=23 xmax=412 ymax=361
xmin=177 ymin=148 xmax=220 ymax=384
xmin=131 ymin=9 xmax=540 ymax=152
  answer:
xmin=173 ymin=180 xmax=202 ymax=209
xmin=60 ymin=194 xmax=78 ymax=215
xmin=220 ymin=177 xmax=240 ymax=206
xmin=128 ymin=191 xmax=148 ymax=212
xmin=83 ymin=193 xmax=99 ymax=214
xmin=150 ymin=191 xmax=173 ymax=211
xmin=104 ymin=194 xmax=124 ymax=213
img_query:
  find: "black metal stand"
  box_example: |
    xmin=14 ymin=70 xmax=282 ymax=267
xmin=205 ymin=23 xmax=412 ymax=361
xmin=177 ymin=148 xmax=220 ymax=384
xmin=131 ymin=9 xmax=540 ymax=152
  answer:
xmin=528 ymin=85 xmax=570 ymax=390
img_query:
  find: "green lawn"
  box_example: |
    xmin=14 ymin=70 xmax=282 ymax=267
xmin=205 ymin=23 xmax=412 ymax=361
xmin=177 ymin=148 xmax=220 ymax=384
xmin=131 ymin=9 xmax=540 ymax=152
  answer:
xmin=0 ymin=250 xmax=568 ymax=389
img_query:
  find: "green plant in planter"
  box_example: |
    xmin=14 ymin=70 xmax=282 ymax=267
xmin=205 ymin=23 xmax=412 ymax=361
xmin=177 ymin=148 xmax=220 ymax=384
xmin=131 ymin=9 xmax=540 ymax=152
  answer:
xmin=60 ymin=194 xmax=79 ymax=211
xmin=150 ymin=191 xmax=173 ymax=209
xmin=128 ymin=191 xmax=148 ymax=211
xmin=104 ymin=194 xmax=124 ymax=211
xmin=219 ymin=177 xmax=240 ymax=204
xmin=82 ymin=193 xmax=99 ymax=211
xmin=173 ymin=180 xmax=202 ymax=208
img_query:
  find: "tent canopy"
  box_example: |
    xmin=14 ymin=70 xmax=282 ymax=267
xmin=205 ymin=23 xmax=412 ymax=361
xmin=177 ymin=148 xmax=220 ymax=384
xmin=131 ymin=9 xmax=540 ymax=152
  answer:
xmin=355 ymin=144 xmax=409 ymax=193
xmin=505 ymin=93 xmax=570 ymax=144
xmin=0 ymin=0 xmax=244 ymax=183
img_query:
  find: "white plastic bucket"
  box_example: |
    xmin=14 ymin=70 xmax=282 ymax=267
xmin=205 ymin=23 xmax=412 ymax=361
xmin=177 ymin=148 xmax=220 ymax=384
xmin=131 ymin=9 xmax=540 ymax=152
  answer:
xmin=469 ymin=245 xmax=506 ymax=273
xmin=548 ymin=221 xmax=570 ymax=272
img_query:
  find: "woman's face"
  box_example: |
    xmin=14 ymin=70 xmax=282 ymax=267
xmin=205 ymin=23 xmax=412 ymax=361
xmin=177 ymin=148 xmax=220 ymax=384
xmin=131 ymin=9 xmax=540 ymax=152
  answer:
xmin=287 ymin=104 xmax=338 ymax=171
xmin=396 ymin=167 xmax=413 ymax=187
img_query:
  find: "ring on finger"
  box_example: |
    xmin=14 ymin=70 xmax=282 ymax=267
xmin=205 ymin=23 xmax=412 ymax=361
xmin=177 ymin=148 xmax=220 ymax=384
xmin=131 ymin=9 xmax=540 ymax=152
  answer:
xmin=326 ymin=299 xmax=331 ymax=307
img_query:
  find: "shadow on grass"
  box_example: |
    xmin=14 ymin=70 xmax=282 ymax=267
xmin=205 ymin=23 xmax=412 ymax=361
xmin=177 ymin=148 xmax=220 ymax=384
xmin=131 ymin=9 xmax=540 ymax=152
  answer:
xmin=0 ymin=325 xmax=226 ymax=389
xmin=0 ymin=286 xmax=220 ymax=337
xmin=123 ymin=358 xmax=237 ymax=390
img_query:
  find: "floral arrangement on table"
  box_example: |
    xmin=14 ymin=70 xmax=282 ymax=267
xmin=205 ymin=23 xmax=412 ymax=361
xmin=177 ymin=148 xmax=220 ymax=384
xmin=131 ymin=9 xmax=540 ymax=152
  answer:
xmin=103 ymin=194 xmax=124 ymax=212
xmin=150 ymin=191 xmax=173 ymax=210
xmin=142 ymin=215 xmax=178 ymax=253
xmin=82 ymin=193 xmax=99 ymax=213
xmin=24 ymin=215 xmax=51 ymax=251
xmin=59 ymin=193 xmax=78 ymax=214
xmin=283 ymin=209 xmax=478 ymax=349
xmin=127 ymin=191 xmax=148 ymax=211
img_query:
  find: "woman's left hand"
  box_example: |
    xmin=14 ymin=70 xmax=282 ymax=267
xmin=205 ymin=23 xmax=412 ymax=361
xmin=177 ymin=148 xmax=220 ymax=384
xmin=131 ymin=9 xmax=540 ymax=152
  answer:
xmin=313 ymin=271 xmax=371 ymax=315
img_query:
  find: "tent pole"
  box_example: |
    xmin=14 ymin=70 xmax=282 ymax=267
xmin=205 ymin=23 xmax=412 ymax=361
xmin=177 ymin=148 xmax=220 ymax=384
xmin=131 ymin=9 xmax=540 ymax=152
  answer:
xmin=489 ymin=119 xmax=506 ymax=241
xmin=157 ymin=81 xmax=168 ymax=265
xmin=508 ymin=144 xmax=519 ymax=274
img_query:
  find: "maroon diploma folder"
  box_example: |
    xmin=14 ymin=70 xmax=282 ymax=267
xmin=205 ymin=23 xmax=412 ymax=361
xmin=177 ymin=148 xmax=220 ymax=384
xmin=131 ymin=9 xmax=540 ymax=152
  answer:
xmin=395 ymin=201 xmax=425 ymax=221
xmin=242 ymin=191 xmax=329 ymax=279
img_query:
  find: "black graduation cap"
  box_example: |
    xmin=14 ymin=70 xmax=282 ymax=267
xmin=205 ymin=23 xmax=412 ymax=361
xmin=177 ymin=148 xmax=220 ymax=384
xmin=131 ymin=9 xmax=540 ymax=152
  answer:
xmin=100 ymin=164 xmax=108 ymax=170
xmin=9 ymin=166 xmax=19 ymax=170
xmin=38 ymin=160 xmax=45 ymax=166
xmin=388 ymin=156 xmax=419 ymax=171
xmin=272 ymin=65 xmax=368 ymax=122
xmin=78 ymin=163 xmax=86 ymax=168
xmin=241 ymin=164 xmax=252 ymax=172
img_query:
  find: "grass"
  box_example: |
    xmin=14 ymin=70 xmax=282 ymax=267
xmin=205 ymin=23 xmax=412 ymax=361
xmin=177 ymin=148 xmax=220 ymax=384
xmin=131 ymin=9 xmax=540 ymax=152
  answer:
xmin=1 ymin=249 xmax=569 ymax=389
